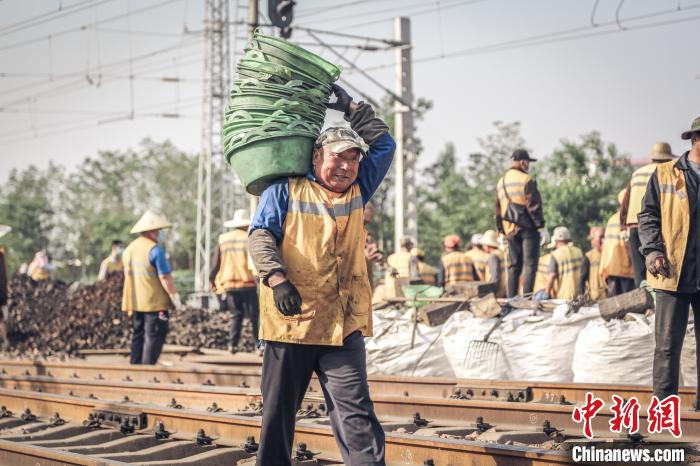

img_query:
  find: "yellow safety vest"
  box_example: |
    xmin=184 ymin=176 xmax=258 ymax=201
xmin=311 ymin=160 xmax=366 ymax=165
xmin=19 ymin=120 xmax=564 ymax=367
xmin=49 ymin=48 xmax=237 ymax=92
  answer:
xmin=100 ymin=256 xmax=124 ymax=275
xmin=599 ymin=212 xmax=634 ymax=280
xmin=646 ymin=161 xmax=689 ymax=291
xmin=626 ymin=163 xmax=658 ymax=225
xmin=497 ymin=168 xmax=532 ymax=236
xmin=417 ymin=260 xmax=437 ymax=285
xmin=121 ymin=236 xmax=172 ymax=312
xmin=551 ymin=244 xmax=584 ymax=300
xmin=384 ymin=250 xmax=412 ymax=298
xmin=259 ymin=177 xmax=371 ymax=346
xmin=585 ymin=248 xmax=607 ymax=301
xmin=465 ymin=248 xmax=489 ymax=281
xmin=534 ymin=253 xmax=555 ymax=295
xmin=484 ymin=249 xmax=507 ymax=298
xmin=214 ymin=229 xmax=255 ymax=293
xmin=441 ymin=251 xmax=474 ymax=286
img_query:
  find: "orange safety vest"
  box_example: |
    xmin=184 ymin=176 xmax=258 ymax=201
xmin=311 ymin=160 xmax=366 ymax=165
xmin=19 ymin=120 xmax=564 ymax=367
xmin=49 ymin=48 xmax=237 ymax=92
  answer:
xmin=497 ymin=168 xmax=532 ymax=236
xmin=551 ymin=244 xmax=584 ymax=300
xmin=214 ymin=228 xmax=255 ymax=293
xmin=646 ymin=162 xmax=690 ymax=291
xmin=465 ymin=248 xmax=489 ymax=281
xmin=417 ymin=260 xmax=437 ymax=285
xmin=258 ymin=177 xmax=371 ymax=346
xmin=121 ymin=236 xmax=172 ymax=312
xmin=441 ymin=251 xmax=474 ymax=286
xmin=534 ymin=253 xmax=556 ymax=295
xmin=599 ymin=212 xmax=634 ymax=280
xmin=384 ymin=250 xmax=412 ymax=298
xmin=585 ymin=248 xmax=607 ymax=301
xmin=626 ymin=163 xmax=658 ymax=225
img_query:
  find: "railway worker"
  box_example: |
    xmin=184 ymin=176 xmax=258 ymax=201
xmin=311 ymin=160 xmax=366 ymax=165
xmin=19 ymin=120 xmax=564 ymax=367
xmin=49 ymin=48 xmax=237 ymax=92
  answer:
xmin=481 ymin=230 xmax=507 ymax=298
xmin=496 ymin=149 xmax=545 ymax=298
xmin=585 ymin=226 xmax=607 ymax=301
xmin=384 ymin=235 xmax=415 ymax=297
xmin=545 ymin=226 xmax=587 ymax=300
xmin=248 ymin=83 xmax=394 ymax=466
xmin=122 ymin=210 xmax=184 ymax=365
xmin=638 ymin=117 xmax=700 ymax=401
xmin=97 ymin=240 xmax=124 ymax=281
xmin=438 ymin=234 xmax=475 ymax=288
xmin=411 ymin=248 xmax=437 ymax=285
xmin=621 ymin=141 xmax=677 ymax=286
xmin=363 ymin=202 xmax=385 ymax=292
xmin=209 ymin=209 xmax=259 ymax=354
xmin=600 ymin=191 xmax=634 ymax=296
xmin=0 ymin=225 xmax=10 ymax=348
xmin=533 ymin=252 xmax=554 ymax=299
xmin=464 ymin=233 xmax=489 ymax=281
xmin=27 ymin=249 xmax=54 ymax=281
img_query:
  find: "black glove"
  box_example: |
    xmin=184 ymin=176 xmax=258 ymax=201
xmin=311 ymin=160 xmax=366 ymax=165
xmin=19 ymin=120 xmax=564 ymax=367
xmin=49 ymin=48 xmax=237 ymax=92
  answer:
xmin=326 ymin=83 xmax=353 ymax=114
xmin=272 ymin=280 xmax=302 ymax=316
xmin=646 ymin=251 xmax=671 ymax=279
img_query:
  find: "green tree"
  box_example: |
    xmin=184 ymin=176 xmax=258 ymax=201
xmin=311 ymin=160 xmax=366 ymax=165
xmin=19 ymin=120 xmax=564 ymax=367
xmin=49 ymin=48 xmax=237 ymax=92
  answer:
xmin=537 ymin=131 xmax=632 ymax=247
xmin=0 ymin=165 xmax=61 ymax=275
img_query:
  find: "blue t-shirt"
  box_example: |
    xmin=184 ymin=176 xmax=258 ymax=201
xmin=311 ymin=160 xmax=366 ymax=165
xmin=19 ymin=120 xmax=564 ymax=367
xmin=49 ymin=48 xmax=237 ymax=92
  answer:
xmin=148 ymin=244 xmax=172 ymax=275
xmin=250 ymin=131 xmax=396 ymax=241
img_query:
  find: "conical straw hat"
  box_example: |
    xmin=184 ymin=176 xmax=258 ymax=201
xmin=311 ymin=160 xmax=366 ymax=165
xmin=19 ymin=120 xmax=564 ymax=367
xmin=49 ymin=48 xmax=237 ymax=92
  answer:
xmin=130 ymin=210 xmax=172 ymax=234
xmin=224 ymin=209 xmax=251 ymax=229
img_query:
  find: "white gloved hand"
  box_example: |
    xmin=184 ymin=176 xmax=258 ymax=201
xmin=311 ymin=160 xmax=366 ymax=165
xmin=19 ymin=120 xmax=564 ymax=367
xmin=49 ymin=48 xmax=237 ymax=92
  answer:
xmin=620 ymin=228 xmax=630 ymax=242
xmin=539 ymin=228 xmax=551 ymax=248
xmin=170 ymin=293 xmax=185 ymax=311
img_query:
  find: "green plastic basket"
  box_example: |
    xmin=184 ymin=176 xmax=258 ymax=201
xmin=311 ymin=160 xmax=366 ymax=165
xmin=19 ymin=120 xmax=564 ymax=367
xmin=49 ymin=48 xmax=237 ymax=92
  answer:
xmin=402 ymin=285 xmax=444 ymax=310
xmin=249 ymin=31 xmax=340 ymax=82
xmin=228 ymin=135 xmax=313 ymax=196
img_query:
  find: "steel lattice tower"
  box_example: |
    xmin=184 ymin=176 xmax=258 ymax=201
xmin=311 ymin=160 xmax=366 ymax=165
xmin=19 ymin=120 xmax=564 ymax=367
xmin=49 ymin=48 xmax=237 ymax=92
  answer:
xmin=195 ymin=0 xmax=231 ymax=295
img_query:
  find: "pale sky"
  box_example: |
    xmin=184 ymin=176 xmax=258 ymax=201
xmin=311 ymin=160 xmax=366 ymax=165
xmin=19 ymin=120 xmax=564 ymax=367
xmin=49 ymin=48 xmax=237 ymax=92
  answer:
xmin=0 ymin=0 xmax=698 ymax=183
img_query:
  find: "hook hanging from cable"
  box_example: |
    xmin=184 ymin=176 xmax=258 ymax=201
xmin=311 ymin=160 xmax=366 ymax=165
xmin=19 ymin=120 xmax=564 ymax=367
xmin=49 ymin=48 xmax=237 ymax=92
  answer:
xmin=615 ymin=0 xmax=626 ymax=31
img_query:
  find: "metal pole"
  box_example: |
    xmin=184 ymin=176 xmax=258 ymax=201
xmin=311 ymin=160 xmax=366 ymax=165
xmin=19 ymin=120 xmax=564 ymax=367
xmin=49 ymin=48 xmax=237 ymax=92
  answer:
xmin=248 ymin=0 xmax=259 ymax=216
xmin=394 ymin=16 xmax=415 ymax=251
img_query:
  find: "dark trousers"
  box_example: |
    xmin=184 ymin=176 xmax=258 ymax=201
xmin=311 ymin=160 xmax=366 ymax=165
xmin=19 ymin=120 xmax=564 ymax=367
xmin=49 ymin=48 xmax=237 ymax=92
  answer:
xmin=627 ymin=227 xmax=646 ymax=287
xmin=224 ymin=287 xmax=259 ymax=348
xmin=653 ymin=290 xmax=700 ymax=400
xmin=607 ymin=276 xmax=635 ymax=297
xmin=507 ymin=228 xmax=540 ymax=298
xmin=256 ymin=331 xmax=384 ymax=466
xmin=130 ymin=311 xmax=168 ymax=365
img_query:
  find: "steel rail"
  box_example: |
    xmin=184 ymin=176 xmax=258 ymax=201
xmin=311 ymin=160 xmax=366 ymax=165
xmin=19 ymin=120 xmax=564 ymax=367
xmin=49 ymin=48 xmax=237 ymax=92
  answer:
xmin=1 ymin=359 xmax=698 ymax=408
xmin=0 ymin=388 xmax=576 ymax=465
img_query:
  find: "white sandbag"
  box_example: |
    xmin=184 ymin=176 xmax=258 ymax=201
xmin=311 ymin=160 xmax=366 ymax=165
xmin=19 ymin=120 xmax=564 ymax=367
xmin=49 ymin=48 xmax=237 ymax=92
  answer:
xmin=441 ymin=309 xmax=533 ymax=380
xmin=365 ymin=308 xmax=450 ymax=376
xmin=501 ymin=307 xmax=598 ymax=382
xmin=572 ymin=313 xmax=654 ymax=385
xmin=681 ymin=322 xmax=696 ymax=387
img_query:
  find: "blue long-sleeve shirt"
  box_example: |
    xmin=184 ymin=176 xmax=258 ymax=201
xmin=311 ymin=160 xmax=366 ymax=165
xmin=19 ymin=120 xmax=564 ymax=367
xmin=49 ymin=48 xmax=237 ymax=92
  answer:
xmin=250 ymin=131 xmax=396 ymax=241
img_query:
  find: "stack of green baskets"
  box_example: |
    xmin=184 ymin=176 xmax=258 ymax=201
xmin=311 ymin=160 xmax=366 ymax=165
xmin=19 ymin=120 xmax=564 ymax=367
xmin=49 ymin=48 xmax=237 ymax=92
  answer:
xmin=224 ymin=29 xmax=341 ymax=195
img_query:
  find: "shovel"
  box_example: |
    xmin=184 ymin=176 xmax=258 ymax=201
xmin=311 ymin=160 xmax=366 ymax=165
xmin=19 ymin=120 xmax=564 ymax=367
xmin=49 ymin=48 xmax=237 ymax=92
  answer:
xmin=463 ymin=307 xmax=511 ymax=375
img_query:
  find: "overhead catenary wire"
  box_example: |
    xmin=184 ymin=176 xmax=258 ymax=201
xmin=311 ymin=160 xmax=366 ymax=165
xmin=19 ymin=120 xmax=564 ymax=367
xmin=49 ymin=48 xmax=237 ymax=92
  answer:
xmin=0 ymin=0 xmax=184 ymax=54
xmin=0 ymin=0 xmax=117 ymax=37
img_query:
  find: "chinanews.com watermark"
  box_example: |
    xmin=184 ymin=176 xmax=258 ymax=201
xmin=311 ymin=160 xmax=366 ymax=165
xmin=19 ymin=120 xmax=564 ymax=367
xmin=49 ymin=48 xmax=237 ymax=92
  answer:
xmin=571 ymin=445 xmax=685 ymax=463
xmin=569 ymin=392 xmax=689 ymax=464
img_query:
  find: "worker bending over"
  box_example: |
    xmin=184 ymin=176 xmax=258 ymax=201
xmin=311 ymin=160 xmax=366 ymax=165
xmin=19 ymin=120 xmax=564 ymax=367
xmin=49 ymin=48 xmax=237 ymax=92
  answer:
xmin=438 ymin=235 xmax=475 ymax=288
xmin=411 ymin=248 xmax=437 ymax=285
xmin=248 ymin=84 xmax=395 ymax=466
xmin=546 ymin=226 xmax=587 ymax=300
xmin=98 ymin=240 xmax=124 ymax=281
xmin=639 ymin=117 xmax=700 ymax=402
xmin=496 ymin=149 xmax=545 ymax=297
xmin=210 ymin=209 xmax=260 ymax=354
xmin=122 ymin=210 xmax=184 ymax=365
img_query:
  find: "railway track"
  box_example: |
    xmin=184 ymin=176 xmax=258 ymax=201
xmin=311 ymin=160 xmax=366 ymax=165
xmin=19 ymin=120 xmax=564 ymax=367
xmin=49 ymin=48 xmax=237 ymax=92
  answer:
xmin=0 ymin=358 xmax=694 ymax=465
